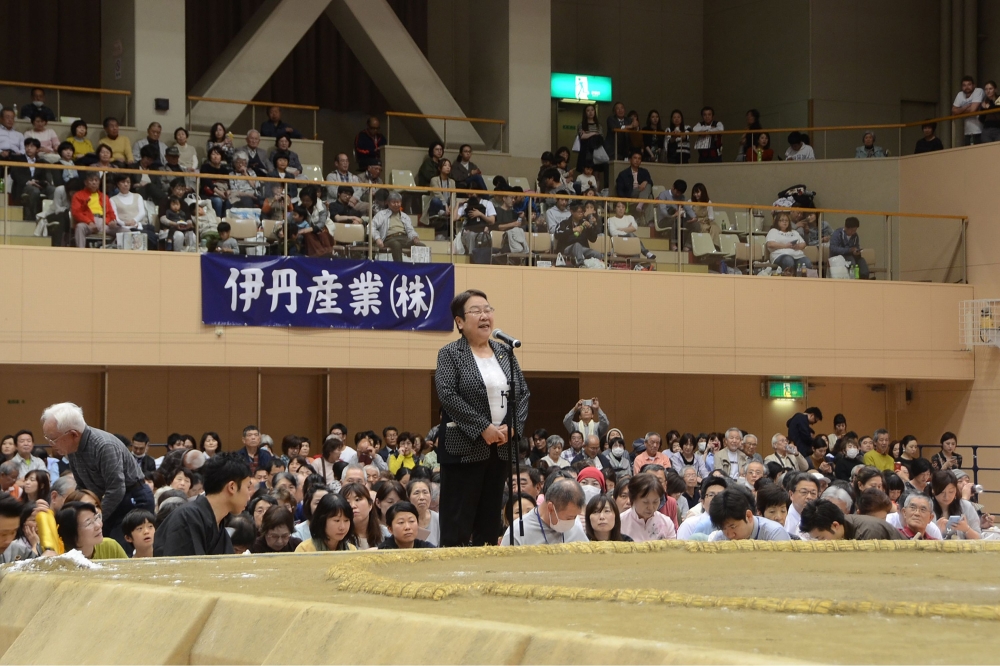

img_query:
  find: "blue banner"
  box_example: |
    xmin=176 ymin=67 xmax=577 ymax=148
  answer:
xmin=201 ymin=255 xmax=455 ymax=331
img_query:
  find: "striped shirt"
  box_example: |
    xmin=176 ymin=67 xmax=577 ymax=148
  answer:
xmin=67 ymin=427 xmax=143 ymax=517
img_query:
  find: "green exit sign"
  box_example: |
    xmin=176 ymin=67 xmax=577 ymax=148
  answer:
xmin=768 ymin=381 xmax=805 ymax=399
xmin=551 ymin=73 xmax=612 ymax=102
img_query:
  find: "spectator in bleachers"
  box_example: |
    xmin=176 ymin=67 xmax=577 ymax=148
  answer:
xmin=128 ymin=144 xmax=166 ymax=206
xmin=71 ymin=171 xmax=118 ymax=247
xmin=206 ymin=123 xmax=235 ymax=166
xmin=575 ymin=164 xmax=598 ymax=194
xmin=110 ymin=173 xmax=156 ymax=248
xmin=372 ymin=191 xmax=423 ymax=262
xmin=269 ymin=135 xmax=301 ymax=175
xmin=746 ymin=132 xmax=774 ymax=161
xmin=228 ymin=152 xmax=261 ymax=208
xmin=784 ymin=131 xmax=815 ymax=160
xmin=855 ymin=131 xmax=888 ymax=158
xmin=19 ymin=87 xmax=56 ymax=122
xmin=329 ymin=185 xmax=363 ymax=224
xmin=132 ymin=122 xmax=166 ymax=165
xmin=554 ymin=202 xmax=603 ymax=267
xmin=457 ymin=194 xmax=496 ymax=262
xmin=710 ymin=487 xmax=790 ymax=541
xmin=325 ymin=153 xmax=361 ymax=206
xmin=94 ymin=144 xmax=114 ymax=176
xmin=914 ymin=122 xmax=944 ymax=153
xmin=576 ymin=104 xmax=605 ymax=174
xmin=735 ymin=109 xmax=762 ymax=162
xmin=98 ymin=117 xmax=132 ymax=164
xmin=614 ymin=149 xmax=653 ymax=207
xmin=357 ymin=160 xmax=386 ymax=215
xmin=655 ymin=179 xmax=695 ymax=246
xmin=951 ymin=75 xmax=984 ymax=145
xmin=494 ymin=186 xmax=528 ymax=253
xmin=0 ymin=108 xmax=25 ymax=158
xmin=930 ymin=432 xmax=961 ymax=472
xmin=452 ymin=145 xmax=487 ymax=191
xmin=544 ymin=197 xmax=571 ymax=234
xmin=896 ymin=494 xmax=936 ymax=539
xmin=214 ymin=221 xmax=238 ymax=254
xmin=354 ymin=116 xmax=385 ymax=170
xmin=261 ymin=181 xmax=290 ymax=222
xmin=664 ymin=110 xmax=692 ymax=164
xmin=67 ymin=120 xmax=94 ymax=159
xmin=715 ymin=428 xmax=749 ymax=481
xmin=980 ymin=81 xmax=1000 ymax=143
xmin=607 ymin=201 xmax=653 ymax=259
xmin=427 ymin=158 xmax=454 ymax=223
xmin=161 ymin=195 xmax=196 ymax=251
xmin=641 ymin=109 xmax=665 ymax=163
xmin=605 ymin=102 xmax=635 ymax=161
xmin=297 ymin=187 xmax=334 ymax=257
xmin=417 ymin=142 xmax=444 ymax=187
xmin=260 ymin=105 xmax=302 ymax=139
xmin=200 ymin=146 xmax=232 ymax=219
xmin=800 ymin=498 xmax=902 ymax=540
xmin=685 ymin=182 xmax=718 ymax=252
xmin=784 ymin=471 xmax=819 ymax=537
xmin=239 ymin=130 xmax=272 ymax=177
xmin=268 ymin=152 xmax=302 ymax=198
xmin=160 ymin=146 xmax=187 ymax=183
xmin=829 ymin=216 xmax=868 ymax=278
xmin=692 ymin=106 xmax=724 ymax=162
xmin=9 ymin=139 xmax=54 ymax=222
xmin=794 ymin=209 xmax=832 ymax=246
xmin=764 ymin=433 xmax=808 ymax=472
xmin=621 ymin=473 xmax=675 ymax=541
xmin=171 ymin=128 xmax=199 ymax=172
xmin=928 ymin=470 xmax=980 ymax=539
xmin=765 ymin=211 xmax=811 ymax=274
xmin=24 ymin=115 xmax=60 ymax=162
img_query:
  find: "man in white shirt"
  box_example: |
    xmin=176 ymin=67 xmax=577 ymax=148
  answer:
xmin=0 ymin=108 xmax=25 ymax=159
xmin=501 ymin=479 xmax=588 ymax=546
xmin=545 ymin=197 xmax=571 ymax=234
xmin=784 ymin=131 xmax=816 ymax=160
xmin=371 ymin=191 xmax=423 ymax=262
xmin=952 ymin=75 xmax=985 ymax=145
xmin=784 ymin=472 xmax=819 ymax=538
xmin=692 ymin=106 xmax=724 ymax=162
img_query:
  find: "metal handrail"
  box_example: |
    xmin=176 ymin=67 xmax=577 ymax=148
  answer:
xmin=0 ymin=79 xmax=132 ymax=126
xmin=918 ymin=444 xmax=999 ymax=515
xmin=186 ymin=96 xmax=320 ymax=140
xmin=385 ymin=111 xmax=506 ymax=153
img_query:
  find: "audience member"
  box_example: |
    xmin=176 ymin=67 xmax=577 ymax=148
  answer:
xmin=784 ymin=472 xmax=820 ymax=537
xmin=605 ymin=102 xmax=635 ymax=161
xmin=171 ymin=127 xmax=199 ymax=172
xmin=71 ymin=171 xmax=119 ymax=248
xmin=665 ymin=110 xmax=692 ymax=163
xmin=260 ymin=106 xmax=302 ymax=139
xmin=9 ymin=139 xmax=55 ymax=222
xmin=855 ymin=130 xmax=888 ymax=158
xmin=325 ymin=153 xmax=361 ymax=205
xmin=269 ymin=135 xmax=302 ymax=174
xmin=55 ymin=501 xmax=127 ymax=559
xmin=576 ymin=104 xmax=605 ymax=174
xmin=132 ymin=122 xmax=166 ymax=165
xmin=746 ymin=132 xmax=774 ymax=161
xmin=784 ymin=131 xmax=815 ymax=160
xmin=621 ymin=473 xmax=676 ymax=541
xmin=709 ymin=487 xmax=790 ymax=541
xmin=19 ymin=88 xmax=56 ymax=122
xmin=0 ymin=108 xmax=26 ymax=158
xmin=554 ymin=202 xmax=603 ymax=267
xmin=614 ymin=150 xmax=653 ymax=204
xmin=692 ymin=106 xmax=724 ymax=162
xmin=452 ymin=145 xmax=487 ymax=191
xmin=914 ymin=122 xmax=944 ymax=153
xmin=67 ymin=120 xmax=94 ymax=159
xmin=24 ymin=115 xmax=60 ymax=161
xmin=502 ymin=478 xmax=587 ymax=545
xmin=930 ymin=432 xmax=962 ymax=471
xmin=354 ymin=116 xmax=386 ymax=169
xmin=206 ymin=122 xmax=235 ymax=165
xmin=952 ymin=75 xmax=985 ymax=145
xmin=241 ymin=130 xmax=273 ymax=177
xmin=372 ymin=192 xmax=423 ymax=262
xmin=98 ymin=117 xmax=132 ymax=164
xmin=864 ymin=429 xmax=894 ymax=471
xmin=800 ymin=499 xmax=903 ymax=540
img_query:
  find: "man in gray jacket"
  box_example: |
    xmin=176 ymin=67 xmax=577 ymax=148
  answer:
xmin=829 ymin=216 xmax=868 ymax=279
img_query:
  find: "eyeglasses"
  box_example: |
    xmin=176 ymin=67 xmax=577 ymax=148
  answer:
xmin=82 ymin=513 xmax=103 ymax=530
xmin=43 ymin=432 xmax=67 ymax=446
xmin=464 ymin=307 xmax=495 ymax=317
xmin=905 ymin=505 xmax=932 ymax=514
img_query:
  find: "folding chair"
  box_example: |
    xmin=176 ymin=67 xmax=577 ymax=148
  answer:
xmin=531 ymin=232 xmax=558 ymax=265
xmin=332 ymin=222 xmax=367 ymax=258
xmin=611 ymin=235 xmax=652 ymax=269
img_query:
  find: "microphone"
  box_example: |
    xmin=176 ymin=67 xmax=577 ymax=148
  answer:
xmin=491 ymin=329 xmax=522 ymax=348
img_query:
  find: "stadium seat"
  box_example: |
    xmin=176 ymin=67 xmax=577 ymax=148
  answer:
xmin=301 ymin=165 xmax=323 ymax=182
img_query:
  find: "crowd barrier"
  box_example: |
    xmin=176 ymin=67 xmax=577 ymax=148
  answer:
xmin=385 ymin=111 xmax=506 ymax=153
xmin=0 ymin=80 xmax=132 ymax=126
xmin=0 ymin=160 xmax=967 ymax=283
xmin=186 ymin=96 xmax=320 ymax=140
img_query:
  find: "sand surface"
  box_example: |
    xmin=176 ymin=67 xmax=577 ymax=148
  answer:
xmin=31 ymin=547 xmax=1000 ymax=664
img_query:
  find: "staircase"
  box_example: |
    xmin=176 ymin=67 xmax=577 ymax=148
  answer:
xmin=0 ymin=206 xmax=51 ymax=246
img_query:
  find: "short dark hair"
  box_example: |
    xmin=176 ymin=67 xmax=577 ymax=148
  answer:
xmin=243 ymin=425 xmax=259 ymax=437
xmin=701 ymin=106 xmax=714 ymax=114
xmin=961 ymin=74 xmax=975 ymax=84
xmin=672 ymin=179 xmax=687 ymax=193
xmin=922 ymin=121 xmax=938 ymax=131
xmin=310 ymin=493 xmax=354 ymax=550
xmin=322 ymin=435 xmax=344 ymax=460
xmin=628 ymin=472 xmax=664 ymax=502
xmin=787 ymin=471 xmax=819 ymax=495
xmin=833 ymin=413 xmax=848 ymax=425
xmin=70 ymin=119 xmax=88 ymax=136
xmin=805 ymin=407 xmax=823 ymax=421
xmin=227 ymin=515 xmax=256 ymax=549
xmin=260 ymin=505 xmax=295 ymax=534
xmin=14 ymin=429 xmax=33 ymax=442
xmin=755 ymin=483 xmax=790 ymax=515
xmin=910 ymin=457 xmax=932 ymax=478
xmin=132 ymin=432 xmax=150 ymax=444
xmin=57 ymin=141 xmax=74 ymax=154
xmin=139 ymin=144 xmax=159 ymax=160
xmin=629 ymin=148 xmax=643 ymax=159
xmin=385 ymin=500 xmax=419 ymax=525
xmin=857 ymin=487 xmax=892 ymax=515
xmin=217 ymin=221 xmax=231 ymax=233
xmin=122 ymin=508 xmax=155 ymax=537
xmin=450 ymin=289 xmax=488 ymax=320
xmin=844 ymin=218 xmax=860 ymax=230
xmin=708 ymin=488 xmax=754 ymax=529
xmin=0 ymin=496 xmax=23 ymax=520
xmin=102 ymin=116 xmax=119 ymax=128
xmin=24 ymin=137 xmax=40 ymax=149
xmin=701 ymin=475 xmax=728 ymax=496
xmin=202 ymin=452 xmax=251 ymax=495
xmin=329 ymin=423 xmax=347 ymax=436
xmin=114 ymin=172 xmax=131 ymax=185
xmin=207 ymin=145 xmax=224 ymax=159
xmin=799 ymin=499 xmax=844 ymax=533
xmin=55 ymin=501 xmax=98 ymax=551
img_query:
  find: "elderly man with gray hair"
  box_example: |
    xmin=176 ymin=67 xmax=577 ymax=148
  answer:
xmin=764 ymin=433 xmax=808 ymax=472
xmin=501 ymin=477 xmax=588 ymax=545
xmin=49 ymin=475 xmax=77 ymax=512
xmin=715 ymin=427 xmax=749 ymax=480
xmin=40 ymin=402 xmax=154 ymax=547
xmin=241 ymin=129 xmax=273 ymax=177
xmin=229 ymin=151 xmax=261 ymax=207
xmin=371 ymin=191 xmax=424 ymax=262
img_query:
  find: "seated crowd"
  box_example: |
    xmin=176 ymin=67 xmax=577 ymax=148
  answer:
xmin=0 ymin=401 xmax=991 ymax=563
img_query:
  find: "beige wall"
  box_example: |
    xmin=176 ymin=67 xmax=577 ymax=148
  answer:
xmin=0 ymin=245 xmax=972 ymax=381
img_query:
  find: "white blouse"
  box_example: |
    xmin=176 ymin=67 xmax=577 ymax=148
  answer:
xmin=474 ymin=353 xmax=509 ymax=426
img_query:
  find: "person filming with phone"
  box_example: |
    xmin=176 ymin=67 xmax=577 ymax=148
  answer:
xmin=564 ymin=398 xmax=609 ymax=441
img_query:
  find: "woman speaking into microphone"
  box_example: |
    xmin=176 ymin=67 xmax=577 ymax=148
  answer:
xmin=435 ymin=289 xmax=529 ymax=547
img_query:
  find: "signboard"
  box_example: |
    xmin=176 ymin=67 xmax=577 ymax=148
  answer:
xmin=550 ymin=73 xmax=613 ymax=102
xmin=768 ymin=381 xmax=806 ymax=399
xmin=201 ymin=255 xmax=454 ymax=331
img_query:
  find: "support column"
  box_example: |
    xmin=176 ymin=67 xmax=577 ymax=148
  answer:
xmin=101 ymin=0 xmax=186 ymax=131
xmin=188 ymin=0 xmax=331 ymax=129
xmin=507 ymin=0 xmax=551 ymax=157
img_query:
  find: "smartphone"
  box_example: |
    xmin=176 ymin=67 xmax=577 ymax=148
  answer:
xmin=582 ymin=399 xmax=593 ymax=406
xmin=894 ymin=461 xmax=902 ymax=472
xmin=946 ymin=515 xmax=962 ymax=528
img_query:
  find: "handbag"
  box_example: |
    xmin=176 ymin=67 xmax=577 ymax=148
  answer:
xmin=470 ymin=231 xmax=492 ymax=264
xmin=591 ymin=145 xmax=610 ymax=165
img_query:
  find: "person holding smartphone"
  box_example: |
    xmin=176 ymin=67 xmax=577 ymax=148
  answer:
xmin=563 ymin=398 xmax=609 ymax=441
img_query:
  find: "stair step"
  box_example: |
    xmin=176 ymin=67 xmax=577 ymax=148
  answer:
xmin=0 ymin=206 xmax=24 ymax=221
xmin=2 ymin=236 xmax=50 ymax=247
xmin=0 ymin=221 xmax=40 ymax=236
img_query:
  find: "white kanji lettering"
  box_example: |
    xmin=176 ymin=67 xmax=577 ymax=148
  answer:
xmin=265 ymin=268 xmax=303 ymax=313
xmin=349 ymin=271 xmax=383 ymax=317
xmin=306 ymin=271 xmax=344 ymax=314
xmin=394 ymin=275 xmax=430 ymax=318
xmin=224 ymin=267 xmax=265 ymax=313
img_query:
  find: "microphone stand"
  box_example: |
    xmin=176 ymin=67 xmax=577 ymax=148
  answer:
xmin=498 ymin=340 xmax=524 ymax=545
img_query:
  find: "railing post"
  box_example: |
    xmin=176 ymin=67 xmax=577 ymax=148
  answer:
xmin=823 ymin=130 xmax=827 ymax=159
xmin=101 ymin=171 xmax=108 ymax=249
xmin=187 ymin=98 xmax=192 ymax=132
xmin=885 ymin=214 xmax=892 ymax=281
xmin=500 ymin=123 xmax=505 ymax=153
xmin=251 ymin=107 xmax=256 ymax=136
xmin=2 ymin=166 xmax=7 ymax=248
xmin=124 ymin=94 xmax=129 ymax=127
xmin=449 ymin=191 xmax=456 ymax=265
xmin=313 ymin=109 xmax=317 ymax=141
xmin=675 ymin=208 xmax=681 ymax=273
xmin=56 ymin=90 xmax=61 ymax=120
xmin=443 ymin=119 xmax=448 ymax=151
xmin=603 ymin=198 xmax=609 ymax=269
xmin=283 ymin=180 xmax=289 ymax=257
xmin=748 ymin=207 xmax=754 ymax=276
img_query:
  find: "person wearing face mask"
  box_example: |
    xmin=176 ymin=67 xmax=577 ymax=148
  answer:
xmin=501 ymin=478 xmax=587 ymax=545
xmin=576 ymin=467 xmax=607 ymax=507
xmin=833 ymin=435 xmax=863 ymax=481
xmin=603 ymin=431 xmax=632 ymax=482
